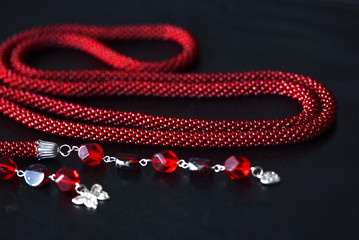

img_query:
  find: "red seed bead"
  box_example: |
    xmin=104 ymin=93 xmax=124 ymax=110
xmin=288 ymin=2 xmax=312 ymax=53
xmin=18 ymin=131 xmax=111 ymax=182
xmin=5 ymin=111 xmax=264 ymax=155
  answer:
xmin=78 ymin=143 xmax=104 ymax=166
xmin=224 ymin=156 xmax=251 ymax=180
xmin=152 ymin=150 xmax=179 ymax=173
xmin=0 ymin=156 xmax=17 ymax=180
xmin=54 ymin=168 xmax=80 ymax=192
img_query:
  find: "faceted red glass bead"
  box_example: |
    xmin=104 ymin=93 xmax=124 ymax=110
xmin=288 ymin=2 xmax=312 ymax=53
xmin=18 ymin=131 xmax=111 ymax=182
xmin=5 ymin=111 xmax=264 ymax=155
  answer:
xmin=78 ymin=143 xmax=104 ymax=166
xmin=224 ymin=156 xmax=251 ymax=180
xmin=0 ymin=156 xmax=17 ymax=180
xmin=152 ymin=150 xmax=179 ymax=173
xmin=54 ymin=168 xmax=80 ymax=192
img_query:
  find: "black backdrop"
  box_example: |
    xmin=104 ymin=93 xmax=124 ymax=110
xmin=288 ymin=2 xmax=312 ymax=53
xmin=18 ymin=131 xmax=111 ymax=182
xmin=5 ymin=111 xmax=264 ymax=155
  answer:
xmin=0 ymin=0 xmax=358 ymax=239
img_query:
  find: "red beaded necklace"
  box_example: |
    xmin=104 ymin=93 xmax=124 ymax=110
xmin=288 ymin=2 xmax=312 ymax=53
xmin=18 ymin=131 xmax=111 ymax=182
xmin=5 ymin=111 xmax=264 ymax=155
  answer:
xmin=0 ymin=24 xmax=337 ymax=209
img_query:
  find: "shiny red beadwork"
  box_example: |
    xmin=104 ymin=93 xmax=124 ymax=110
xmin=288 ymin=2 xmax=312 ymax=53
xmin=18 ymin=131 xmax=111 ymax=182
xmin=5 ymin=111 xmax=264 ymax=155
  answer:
xmin=54 ymin=168 xmax=80 ymax=192
xmin=0 ymin=24 xmax=337 ymax=158
xmin=152 ymin=150 xmax=179 ymax=173
xmin=224 ymin=156 xmax=251 ymax=180
xmin=78 ymin=143 xmax=104 ymax=166
xmin=0 ymin=156 xmax=17 ymax=180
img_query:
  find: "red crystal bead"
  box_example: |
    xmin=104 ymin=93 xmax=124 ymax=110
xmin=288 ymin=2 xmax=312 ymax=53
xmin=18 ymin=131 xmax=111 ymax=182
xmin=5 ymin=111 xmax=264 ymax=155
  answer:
xmin=0 ymin=156 xmax=17 ymax=180
xmin=224 ymin=156 xmax=251 ymax=180
xmin=152 ymin=150 xmax=179 ymax=173
xmin=54 ymin=168 xmax=80 ymax=192
xmin=78 ymin=143 xmax=104 ymax=166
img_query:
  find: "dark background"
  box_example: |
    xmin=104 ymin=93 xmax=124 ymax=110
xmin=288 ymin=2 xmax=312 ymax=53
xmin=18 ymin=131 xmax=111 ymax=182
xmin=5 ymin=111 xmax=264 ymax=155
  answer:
xmin=0 ymin=0 xmax=358 ymax=239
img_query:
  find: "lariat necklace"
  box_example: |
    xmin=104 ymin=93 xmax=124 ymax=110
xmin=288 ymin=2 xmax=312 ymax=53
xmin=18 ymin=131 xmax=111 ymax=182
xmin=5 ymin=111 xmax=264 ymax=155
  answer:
xmin=0 ymin=24 xmax=337 ymax=209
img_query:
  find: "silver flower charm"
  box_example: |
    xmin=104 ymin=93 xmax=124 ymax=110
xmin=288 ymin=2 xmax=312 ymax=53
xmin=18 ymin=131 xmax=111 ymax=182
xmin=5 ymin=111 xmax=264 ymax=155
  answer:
xmin=72 ymin=184 xmax=110 ymax=209
xmin=251 ymin=166 xmax=281 ymax=185
xmin=260 ymin=171 xmax=281 ymax=185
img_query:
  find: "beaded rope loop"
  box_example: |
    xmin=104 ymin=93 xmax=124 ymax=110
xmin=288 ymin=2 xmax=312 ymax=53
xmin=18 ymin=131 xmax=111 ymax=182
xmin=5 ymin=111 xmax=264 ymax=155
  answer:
xmin=0 ymin=24 xmax=337 ymax=157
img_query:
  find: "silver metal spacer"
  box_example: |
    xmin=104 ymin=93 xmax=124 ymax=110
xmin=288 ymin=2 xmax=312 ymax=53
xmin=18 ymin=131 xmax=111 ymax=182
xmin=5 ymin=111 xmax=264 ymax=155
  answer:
xmin=36 ymin=140 xmax=60 ymax=160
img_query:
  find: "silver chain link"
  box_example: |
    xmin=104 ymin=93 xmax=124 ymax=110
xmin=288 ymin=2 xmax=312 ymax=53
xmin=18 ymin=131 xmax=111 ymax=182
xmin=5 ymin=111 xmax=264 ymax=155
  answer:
xmin=103 ymin=155 xmax=117 ymax=163
xmin=212 ymin=164 xmax=225 ymax=172
xmin=177 ymin=159 xmax=189 ymax=169
xmin=251 ymin=166 xmax=264 ymax=178
xmin=139 ymin=159 xmax=152 ymax=166
xmin=15 ymin=169 xmax=25 ymax=178
xmin=48 ymin=174 xmax=56 ymax=181
xmin=59 ymin=144 xmax=79 ymax=157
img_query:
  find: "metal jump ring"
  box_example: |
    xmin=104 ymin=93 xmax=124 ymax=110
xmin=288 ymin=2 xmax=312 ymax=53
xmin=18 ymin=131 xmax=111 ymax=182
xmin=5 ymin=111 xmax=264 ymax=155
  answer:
xmin=59 ymin=144 xmax=72 ymax=157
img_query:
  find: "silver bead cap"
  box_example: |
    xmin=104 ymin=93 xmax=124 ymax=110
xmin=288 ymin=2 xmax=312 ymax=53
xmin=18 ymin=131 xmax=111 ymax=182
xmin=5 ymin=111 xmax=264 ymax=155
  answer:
xmin=36 ymin=140 xmax=60 ymax=160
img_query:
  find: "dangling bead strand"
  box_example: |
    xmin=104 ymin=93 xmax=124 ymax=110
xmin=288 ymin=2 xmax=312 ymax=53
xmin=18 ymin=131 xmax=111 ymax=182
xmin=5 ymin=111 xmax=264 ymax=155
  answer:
xmin=0 ymin=156 xmax=109 ymax=209
xmin=38 ymin=140 xmax=281 ymax=184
